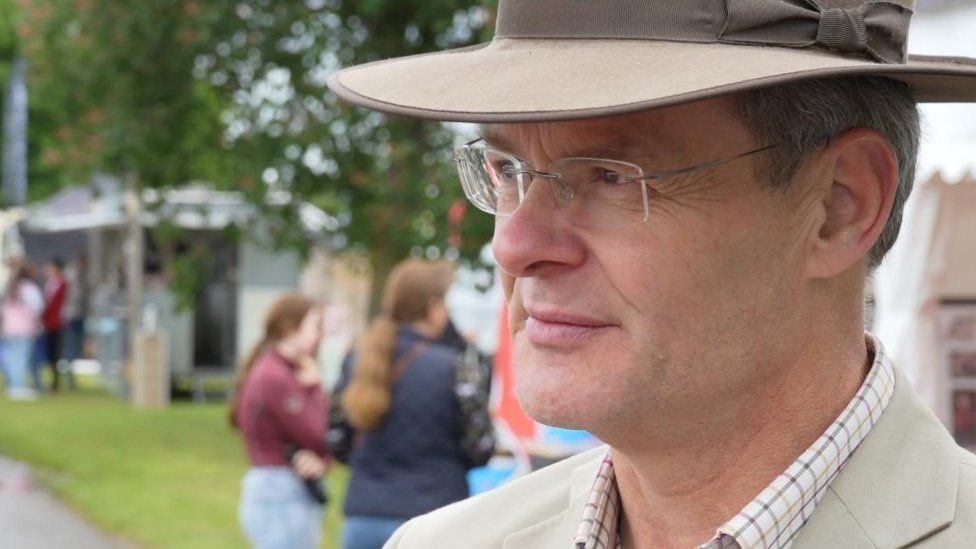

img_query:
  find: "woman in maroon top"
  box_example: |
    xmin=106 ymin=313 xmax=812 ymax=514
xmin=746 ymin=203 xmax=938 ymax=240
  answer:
xmin=229 ymin=293 xmax=328 ymax=549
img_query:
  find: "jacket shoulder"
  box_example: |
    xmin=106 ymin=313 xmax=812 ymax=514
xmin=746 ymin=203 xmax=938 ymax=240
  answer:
xmin=911 ymin=448 xmax=976 ymax=547
xmin=384 ymin=446 xmax=606 ymax=549
xmin=950 ymin=448 xmax=976 ymax=530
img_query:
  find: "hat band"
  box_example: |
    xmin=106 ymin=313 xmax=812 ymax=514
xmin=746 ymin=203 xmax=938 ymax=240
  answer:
xmin=495 ymin=0 xmax=912 ymax=64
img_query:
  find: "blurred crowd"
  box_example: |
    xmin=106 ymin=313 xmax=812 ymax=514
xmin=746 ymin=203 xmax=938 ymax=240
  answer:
xmin=231 ymin=258 xmax=495 ymax=549
xmin=0 ymin=254 xmax=90 ymax=401
xmin=2 ymin=251 xmax=498 ymax=549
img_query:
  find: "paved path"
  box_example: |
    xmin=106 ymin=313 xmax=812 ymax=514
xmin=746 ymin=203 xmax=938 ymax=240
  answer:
xmin=0 ymin=455 xmax=134 ymax=548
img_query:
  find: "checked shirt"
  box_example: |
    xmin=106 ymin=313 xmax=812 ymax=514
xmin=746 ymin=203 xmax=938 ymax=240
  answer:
xmin=574 ymin=334 xmax=896 ymax=549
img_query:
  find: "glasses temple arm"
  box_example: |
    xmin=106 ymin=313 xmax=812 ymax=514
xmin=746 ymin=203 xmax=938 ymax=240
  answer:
xmin=639 ymin=145 xmax=776 ymax=181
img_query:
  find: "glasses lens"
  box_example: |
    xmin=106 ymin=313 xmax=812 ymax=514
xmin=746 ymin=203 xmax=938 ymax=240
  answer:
xmin=455 ymin=147 xmax=648 ymax=227
xmin=550 ymin=158 xmax=647 ymax=227
xmin=483 ymin=149 xmax=522 ymax=214
xmin=455 ymin=146 xmax=523 ymax=215
xmin=455 ymin=147 xmax=494 ymax=214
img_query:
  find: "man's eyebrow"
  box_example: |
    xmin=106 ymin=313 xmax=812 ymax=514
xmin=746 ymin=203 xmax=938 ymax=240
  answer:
xmin=597 ymin=128 xmax=691 ymax=167
xmin=476 ymin=125 xmax=514 ymax=152
xmin=476 ymin=124 xmax=679 ymax=165
xmin=571 ymin=143 xmax=641 ymax=160
xmin=564 ymin=136 xmax=666 ymax=164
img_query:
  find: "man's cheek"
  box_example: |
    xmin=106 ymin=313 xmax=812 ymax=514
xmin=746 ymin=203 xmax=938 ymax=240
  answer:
xmin=500 ymin=273 xmax=516 ymax=301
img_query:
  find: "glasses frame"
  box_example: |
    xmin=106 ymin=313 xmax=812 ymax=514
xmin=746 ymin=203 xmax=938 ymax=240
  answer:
xmin=453 ymin=138 xmax=777 ymax=227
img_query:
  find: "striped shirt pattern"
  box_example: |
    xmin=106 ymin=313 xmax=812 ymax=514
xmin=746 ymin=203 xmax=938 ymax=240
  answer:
xmin=574 ymin=334 xmax=896 ymax=549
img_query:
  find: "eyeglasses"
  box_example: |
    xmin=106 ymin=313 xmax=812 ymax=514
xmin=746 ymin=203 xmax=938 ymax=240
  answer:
xmin=453 ymin=138 xmax=776 ymax=228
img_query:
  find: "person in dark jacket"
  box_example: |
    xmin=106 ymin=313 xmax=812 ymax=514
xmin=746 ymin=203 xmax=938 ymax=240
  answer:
xmin=61 ymin=255 xmax=91 ymax=389
xmin=230 ymin=293 xmax=328 ymax=549
xmin=335 ymin=258 xmax=493 ymax=549
xmin=40 ymin=257 xmax=67 ymax=391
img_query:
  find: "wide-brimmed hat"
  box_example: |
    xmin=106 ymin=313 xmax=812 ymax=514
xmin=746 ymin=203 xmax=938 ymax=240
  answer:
xmin=327 ymin=0 xmax=976 ymax=122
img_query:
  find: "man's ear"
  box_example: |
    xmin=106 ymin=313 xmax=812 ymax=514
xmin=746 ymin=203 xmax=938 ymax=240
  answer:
xmin=806 ymin=128 xmax=899 ymax=279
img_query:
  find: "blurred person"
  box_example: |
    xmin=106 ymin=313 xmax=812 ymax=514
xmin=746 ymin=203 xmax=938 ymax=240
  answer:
xmin=436 ymin=317 xmax=468 ymax=351
xmin=41 ymin=257 xmax=67 ymax=391
xmin=0 ymin=256 xmax=24 ymax=388
xmin=1 ymin=263 xmax=44 ymax=400
xmin=333 ymin=259 xmax=494 ymax=549
xmin=19 ymin=261 xmax=46 ymax=393
xmin=29 ymin=326 xmax=46 ymax=392
xmin=438 ymin=317 xmax=494 ymax=411
xmin=61 ymin=255 xmax=91 ymax=389
xmin=230 ymin=292 xmax=329 ymax=549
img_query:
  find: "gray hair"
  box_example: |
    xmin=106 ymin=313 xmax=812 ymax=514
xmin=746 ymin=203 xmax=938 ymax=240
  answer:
xmin=737 ymin=76 xmax=920 ymax=268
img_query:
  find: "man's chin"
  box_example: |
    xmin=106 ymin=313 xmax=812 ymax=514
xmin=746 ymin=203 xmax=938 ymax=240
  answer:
xmin=519 ymin=402 xmax=589 ymax=431
xmin=513 ymin=377 xmax=590 ymax=431
xmin=509 ymin=338 xmax=623 ymax=428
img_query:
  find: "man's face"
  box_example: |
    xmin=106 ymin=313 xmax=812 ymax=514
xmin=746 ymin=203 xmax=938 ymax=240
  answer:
xmin=487 ymin=98 xmax=824 ymax=437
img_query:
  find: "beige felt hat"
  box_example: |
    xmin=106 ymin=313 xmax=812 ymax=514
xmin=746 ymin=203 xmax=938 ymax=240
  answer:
xmin=327 ymin=0 xmax=976 ymax=123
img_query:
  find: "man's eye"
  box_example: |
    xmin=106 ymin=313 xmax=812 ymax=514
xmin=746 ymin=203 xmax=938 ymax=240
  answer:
xmin=602 ymin=170 xmax=624 ymax=184
xmin=489 ymin=161 xmax=518 ymax=179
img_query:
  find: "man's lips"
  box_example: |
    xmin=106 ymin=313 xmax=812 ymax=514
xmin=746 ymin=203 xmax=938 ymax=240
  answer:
xmin=521 ymin=308 xmax=618 ymax=347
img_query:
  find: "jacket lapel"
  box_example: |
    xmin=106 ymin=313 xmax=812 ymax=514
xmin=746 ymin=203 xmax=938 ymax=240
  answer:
xmin=793 ymin=366 xmax=958 ymax=548
xmin=503 ymin=448 xmax=606 ymax=549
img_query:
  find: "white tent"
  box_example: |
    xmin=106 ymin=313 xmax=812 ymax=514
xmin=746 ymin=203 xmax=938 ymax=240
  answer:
xmin=874 ymin=174 xmax=976 ymax=426
xmin=874 ymin=1 xmax=976 ymax=430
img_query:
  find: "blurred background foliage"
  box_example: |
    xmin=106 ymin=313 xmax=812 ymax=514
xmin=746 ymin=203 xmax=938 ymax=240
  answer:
xmin=0 ymin=0 xmax=498 ymax=284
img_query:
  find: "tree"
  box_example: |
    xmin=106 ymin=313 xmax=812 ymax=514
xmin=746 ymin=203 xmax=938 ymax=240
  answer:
xmin=9 ymin=0 xmax=240 ymax=320
xmin=11 ymin=0 xmax=499 ymax=300
xmin=0 ymin=0 xmax=17 ymax=83
xmin=17 ymin=0 xmax=232 ymax=196
xmin=198 ymin=0 xmax=498 ymax=279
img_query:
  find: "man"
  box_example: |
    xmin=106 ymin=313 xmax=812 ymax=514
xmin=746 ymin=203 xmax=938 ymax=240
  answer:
xmin=328 ymin=1 xmax=976 ymax=547
xmin=41 ymin=257 xmax=67 ymax=391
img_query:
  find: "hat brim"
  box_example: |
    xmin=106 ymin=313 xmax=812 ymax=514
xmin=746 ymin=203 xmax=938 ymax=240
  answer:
xmin=327 ymin=38 xmax=976 ymax=122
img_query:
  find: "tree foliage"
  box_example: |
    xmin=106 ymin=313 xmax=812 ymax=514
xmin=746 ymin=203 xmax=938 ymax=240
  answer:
xmin=16 ymin=0 xmax=231 ymax=197
xmin=7 ymin=0 xmax=498 ymax=281
xmin=0 ymin=0 xmax=17 ymax=77
xmin=198 ymin=0 xmax=498 ymax=271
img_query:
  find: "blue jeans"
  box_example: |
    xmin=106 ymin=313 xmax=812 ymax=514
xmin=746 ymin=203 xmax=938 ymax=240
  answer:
xmin=239 ymin=467 xmax=323 ymax=549
xmin=58 ymin=319 xmax=84 ymax=390
xmin=341 ymin=515 xmax=406 ymax=549
xmin=3 ymin=337 xmax=34 ymax=393
xmin=0 ymin=339 xmax=6 ymax=387
xmin=64 ymin=318 xmax=85 ymax=361
xmin=30 ymin=333 xmax=46 ymax=391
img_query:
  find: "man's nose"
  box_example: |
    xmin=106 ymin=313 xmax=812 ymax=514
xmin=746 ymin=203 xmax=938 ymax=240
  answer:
xmin=491 ymin=177 xmax=584 ymax=279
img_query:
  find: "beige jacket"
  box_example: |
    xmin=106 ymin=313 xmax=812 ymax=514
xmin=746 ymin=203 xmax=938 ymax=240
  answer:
xmin=384 ymin=367 xmax=976 ymax=548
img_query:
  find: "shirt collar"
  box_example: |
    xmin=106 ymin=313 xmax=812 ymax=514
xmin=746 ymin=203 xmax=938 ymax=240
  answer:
xmin=575 ymin=333 xmax=896 ymax=549
xmin=575 ymin=453 xmax=620 ymax=549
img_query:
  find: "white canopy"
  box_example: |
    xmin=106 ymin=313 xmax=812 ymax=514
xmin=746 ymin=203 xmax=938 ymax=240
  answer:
xmin=874 ymin=175 xmax=976 ymax=425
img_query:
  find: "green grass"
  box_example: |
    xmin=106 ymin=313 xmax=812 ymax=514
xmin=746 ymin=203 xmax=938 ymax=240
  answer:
xmin=0 ymin=380 xmax=348 ymax=548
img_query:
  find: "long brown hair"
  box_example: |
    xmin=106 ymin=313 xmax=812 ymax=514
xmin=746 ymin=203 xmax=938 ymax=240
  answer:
xmin=341 ymin=258 xmax=454 ymax=430
xmin=228 ymin=292 xmax=317 ymax=428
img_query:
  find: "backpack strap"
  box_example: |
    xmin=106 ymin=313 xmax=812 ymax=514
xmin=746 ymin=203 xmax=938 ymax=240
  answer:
xmin=390 ymin=340 xmax=427 ymax=381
